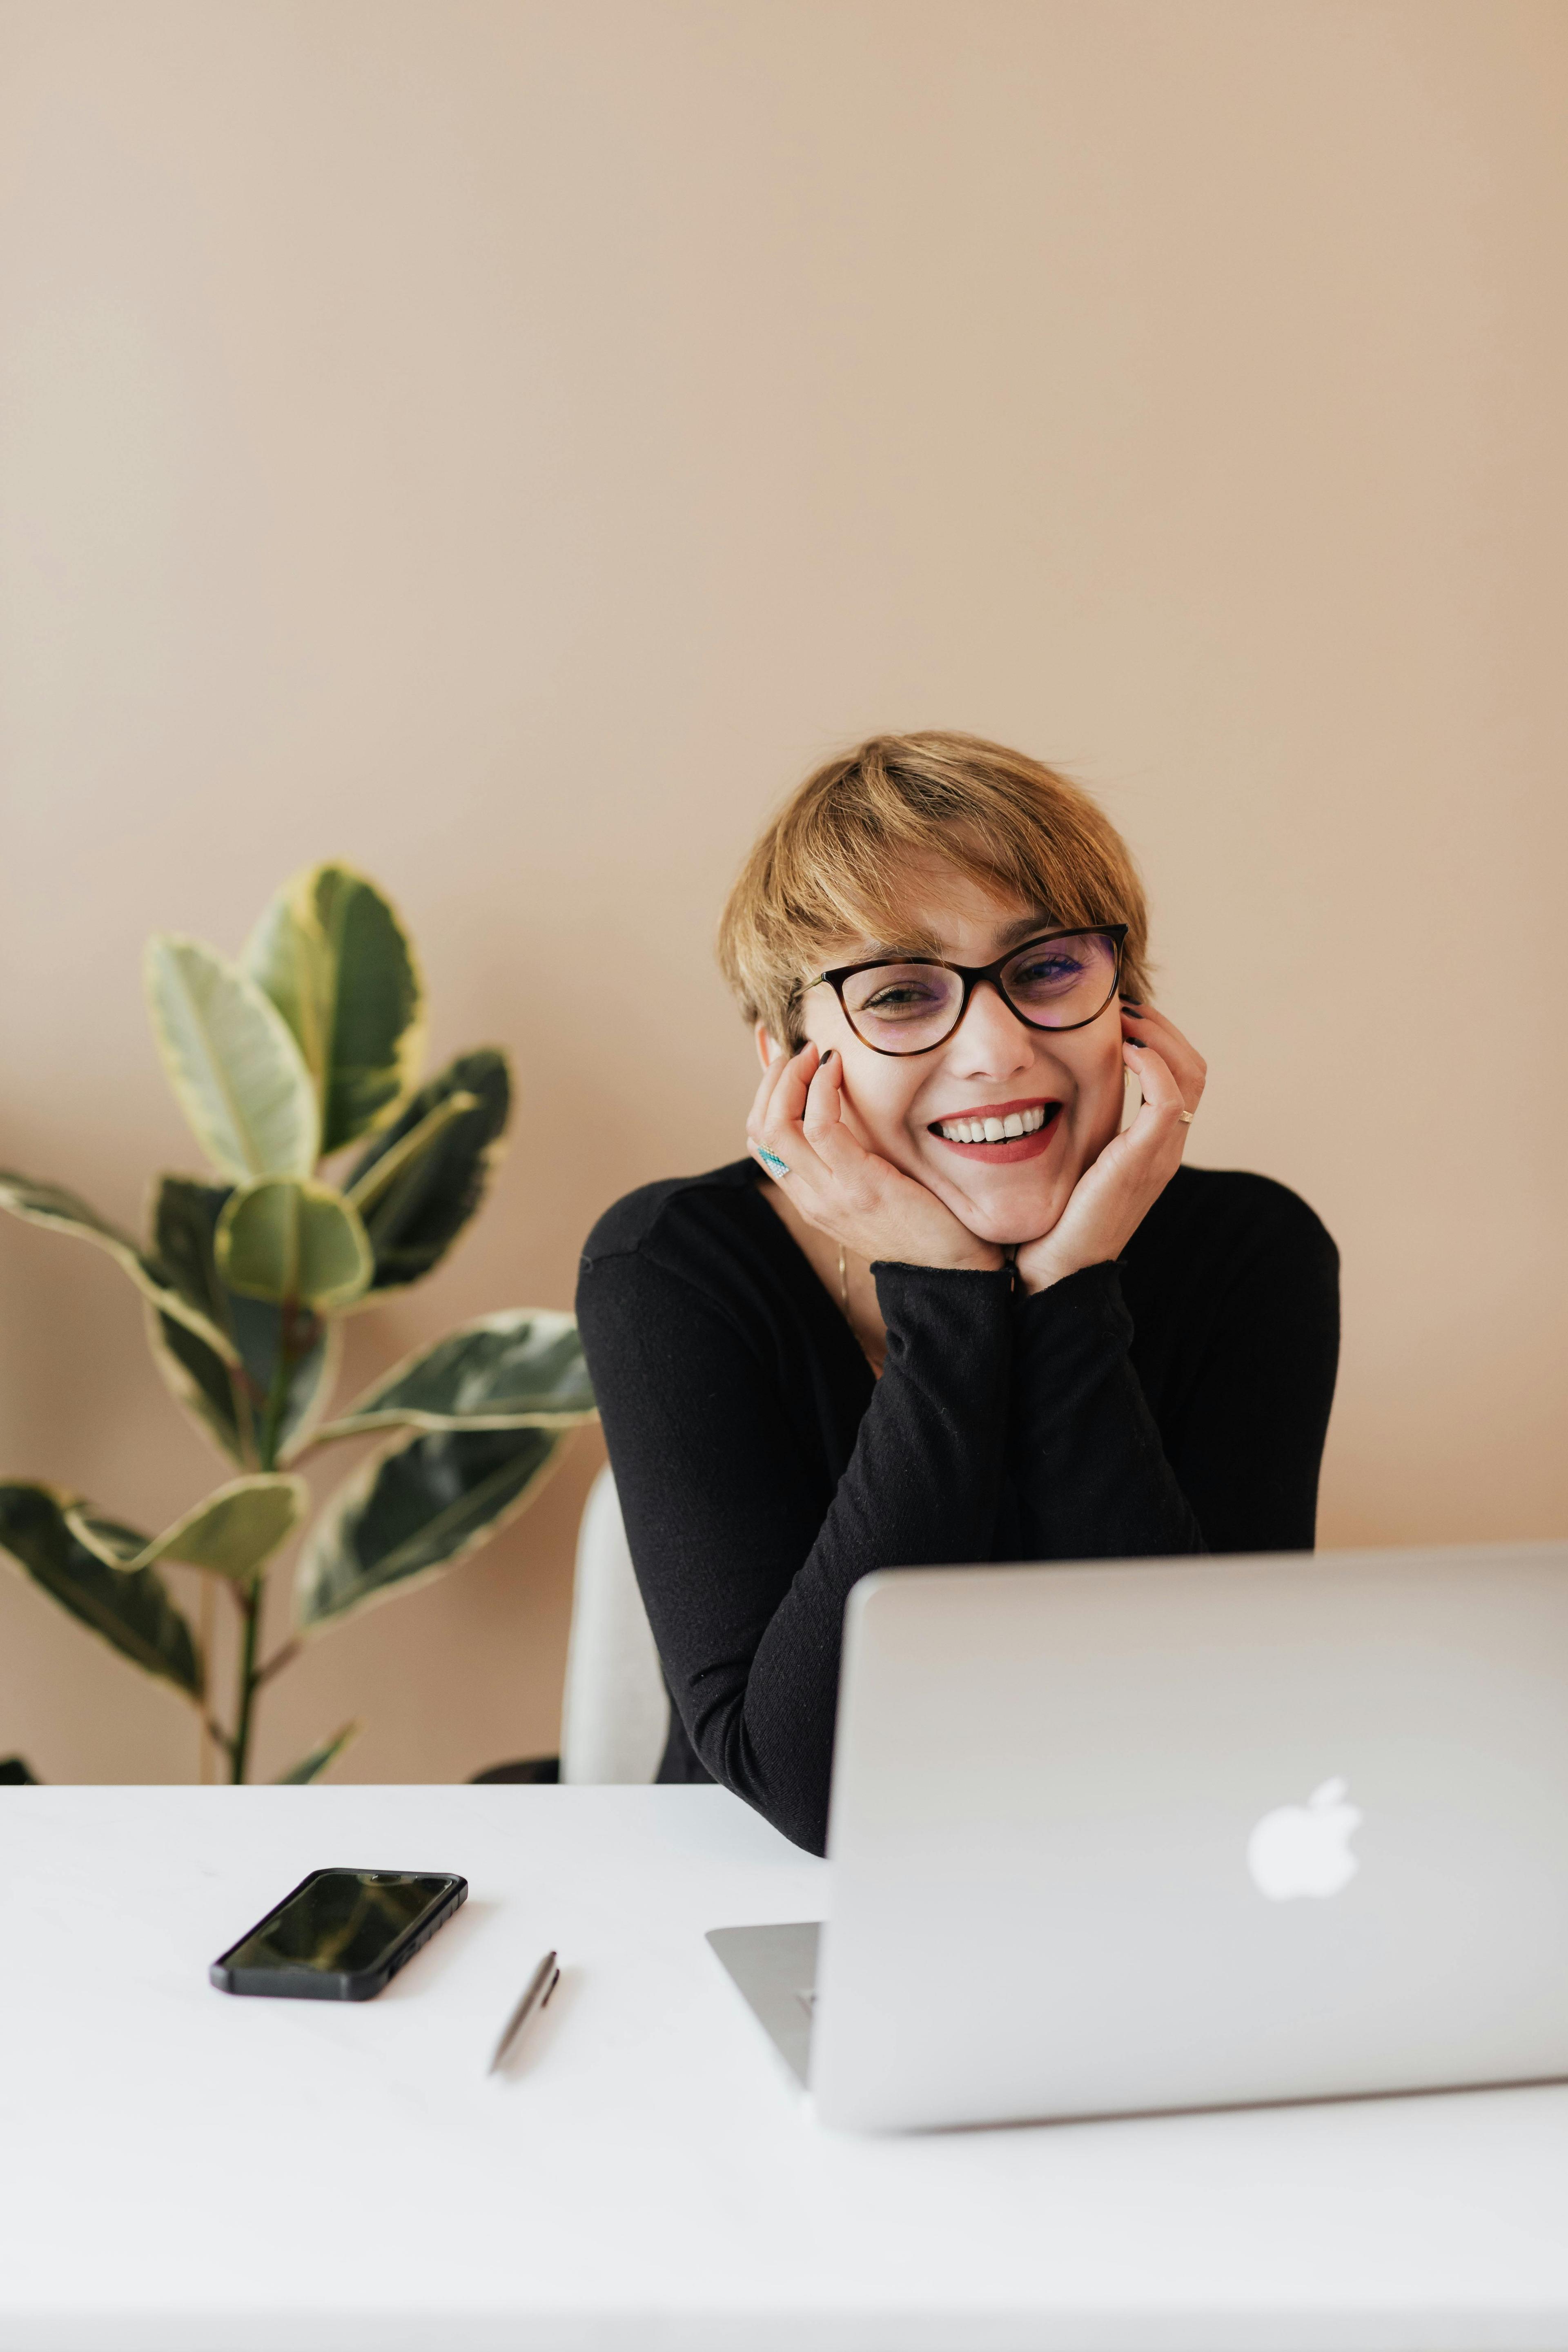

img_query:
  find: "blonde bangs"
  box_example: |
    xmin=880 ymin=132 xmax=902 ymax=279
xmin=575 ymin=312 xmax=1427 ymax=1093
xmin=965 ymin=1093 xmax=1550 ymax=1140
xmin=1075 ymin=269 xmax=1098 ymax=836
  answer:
xmin=718 ymin=732 xmax=1150 ymax=1045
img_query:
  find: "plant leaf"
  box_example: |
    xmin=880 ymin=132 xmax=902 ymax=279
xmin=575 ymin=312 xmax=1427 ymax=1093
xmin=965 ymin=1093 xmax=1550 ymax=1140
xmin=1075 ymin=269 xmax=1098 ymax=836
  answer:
xmin=343 ymin=1091 xmax=478 ymax=1219
xmin=0 ymin=1483 xmax=203 ymax=1699
xmin=146 ymin=1308 xmax=249 ymax=1464
xmin=308 ymin=1311 xmax=595 ymax=1447
xmin=0 ymin=1171 xmax=238 ymax=1364
xmin=145 ymin=1176 xmax=250 ymax=1459
xmin=275 ymin=1719 xmax=361 ymax=1785
xmin=151 ymin=1174 xmax=235 ymax=1327
xmin=144 ymin=936 xmax=319 ymax=1182
xmin=0 ymin=1757 xmax=40 ymax=1784
xmin=342 ymin=1050 xmax=511 ymax=1294
xmin=241 ymin=1305 xmax=342 ymax=1463
xmin=66 ymin=1474 xmax=307 ymax=1583
xmin=294 ymin=1426 xmax=563 ymax=1631
xmin=147 ymin=1179 xmax=341 ymax=1460
xmin=216 ymin=1179 xmax=373 ymax=1311
xmin=241 ymin=883 xmax=333 ymax=1096
xmin=244 ymin=864 xmax=425 ymax=1154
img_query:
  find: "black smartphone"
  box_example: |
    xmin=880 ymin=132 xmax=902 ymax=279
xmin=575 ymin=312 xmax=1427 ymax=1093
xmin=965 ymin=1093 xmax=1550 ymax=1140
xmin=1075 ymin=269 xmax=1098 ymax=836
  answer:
xmin=209 ymin=1867 xmax=468 ymax=2001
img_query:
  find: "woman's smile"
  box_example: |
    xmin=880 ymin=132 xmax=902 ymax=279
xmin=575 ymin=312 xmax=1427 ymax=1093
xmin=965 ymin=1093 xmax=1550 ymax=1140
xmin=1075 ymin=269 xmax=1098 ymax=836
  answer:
xmin=928 ymin=1097 xmax=1062 ymax=1163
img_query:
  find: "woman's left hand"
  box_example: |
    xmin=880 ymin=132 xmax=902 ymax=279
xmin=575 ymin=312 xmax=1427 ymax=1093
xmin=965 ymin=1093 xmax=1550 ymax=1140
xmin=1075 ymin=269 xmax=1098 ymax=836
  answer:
xmin=1014 ymin=1002 xmax=1207 ymax=1295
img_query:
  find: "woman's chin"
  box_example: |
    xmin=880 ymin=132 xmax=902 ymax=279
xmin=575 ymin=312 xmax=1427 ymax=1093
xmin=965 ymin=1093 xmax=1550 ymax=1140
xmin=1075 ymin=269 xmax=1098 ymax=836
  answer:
xmin=934 ymin=1172 xmax=1069 ymax=1249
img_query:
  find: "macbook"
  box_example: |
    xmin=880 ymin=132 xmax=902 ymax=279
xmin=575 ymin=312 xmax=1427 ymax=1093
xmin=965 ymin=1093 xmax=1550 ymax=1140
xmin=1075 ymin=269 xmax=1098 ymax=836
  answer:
xmin=708 ymin=1542 xmax=1568 ymax=2130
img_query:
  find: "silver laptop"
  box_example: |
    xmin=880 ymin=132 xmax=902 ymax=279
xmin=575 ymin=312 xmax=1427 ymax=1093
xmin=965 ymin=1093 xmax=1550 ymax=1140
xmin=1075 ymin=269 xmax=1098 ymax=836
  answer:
xmin=708 ymin=1542 xmax=1568 ymax=2132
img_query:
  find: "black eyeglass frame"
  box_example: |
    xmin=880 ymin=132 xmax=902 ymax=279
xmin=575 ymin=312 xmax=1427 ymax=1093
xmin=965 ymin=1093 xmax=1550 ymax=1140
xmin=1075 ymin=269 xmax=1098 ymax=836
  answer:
xmin=806 ymin=923 xmax=1130 ymax=1058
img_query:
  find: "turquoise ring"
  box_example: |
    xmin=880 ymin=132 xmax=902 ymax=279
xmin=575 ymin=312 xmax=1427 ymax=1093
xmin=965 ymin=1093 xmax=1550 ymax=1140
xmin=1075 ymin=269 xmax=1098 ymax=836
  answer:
xmin=757 ymin=1147 xmax=791 ymax=1180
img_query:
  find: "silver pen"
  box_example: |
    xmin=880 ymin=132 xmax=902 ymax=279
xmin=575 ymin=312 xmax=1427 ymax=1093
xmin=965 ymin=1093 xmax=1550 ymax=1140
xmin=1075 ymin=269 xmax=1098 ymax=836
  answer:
xmin=486 ymin=1948 xmax=560 ymax=2074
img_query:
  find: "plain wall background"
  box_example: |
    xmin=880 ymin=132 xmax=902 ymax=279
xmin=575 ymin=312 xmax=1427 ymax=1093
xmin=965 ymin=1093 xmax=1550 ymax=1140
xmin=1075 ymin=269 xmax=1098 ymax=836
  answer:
xmin=1 ymin=0 xmax=1564 ymax=1784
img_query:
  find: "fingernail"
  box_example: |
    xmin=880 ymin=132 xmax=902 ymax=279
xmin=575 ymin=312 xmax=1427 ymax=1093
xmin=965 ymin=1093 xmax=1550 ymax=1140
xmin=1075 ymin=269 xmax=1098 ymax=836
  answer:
xmin=1122 ymin=1000 xmax=1143 ymax=1011
xmin=820 ymin=1048 xmax=835 ymax=1066
xmin=1126 ymin=1035 xmax=1145 ymax=1047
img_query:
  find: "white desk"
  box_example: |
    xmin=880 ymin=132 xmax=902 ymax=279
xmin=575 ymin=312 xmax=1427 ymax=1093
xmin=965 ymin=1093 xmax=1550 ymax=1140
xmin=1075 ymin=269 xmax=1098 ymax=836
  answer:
xmin=4 ymin=1786 xmax=1568 ymax=2352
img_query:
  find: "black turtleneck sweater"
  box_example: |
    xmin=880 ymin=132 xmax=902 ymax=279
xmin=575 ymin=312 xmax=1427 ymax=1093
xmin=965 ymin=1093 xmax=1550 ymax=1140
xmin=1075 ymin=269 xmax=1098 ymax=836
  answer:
xmin=575 ymin=1159 xmax=1339 ymax=1856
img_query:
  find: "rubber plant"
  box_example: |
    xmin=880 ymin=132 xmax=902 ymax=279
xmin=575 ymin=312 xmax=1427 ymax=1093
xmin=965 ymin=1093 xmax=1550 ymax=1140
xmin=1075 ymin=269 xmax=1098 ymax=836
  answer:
xmin=0 ymin=865 xmax=596 ymax=1784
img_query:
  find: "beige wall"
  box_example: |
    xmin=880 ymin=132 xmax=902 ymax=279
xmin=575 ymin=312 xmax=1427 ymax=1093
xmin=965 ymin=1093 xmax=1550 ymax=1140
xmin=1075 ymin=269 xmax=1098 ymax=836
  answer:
xmin=1 ymin=0 xmax=1564 ymax=1784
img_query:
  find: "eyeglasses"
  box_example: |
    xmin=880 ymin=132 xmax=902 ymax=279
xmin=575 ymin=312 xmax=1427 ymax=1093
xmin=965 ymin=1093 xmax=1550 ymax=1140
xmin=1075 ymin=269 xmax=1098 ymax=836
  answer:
xmin=808 ymin=924 xmax=1128 ymax=1057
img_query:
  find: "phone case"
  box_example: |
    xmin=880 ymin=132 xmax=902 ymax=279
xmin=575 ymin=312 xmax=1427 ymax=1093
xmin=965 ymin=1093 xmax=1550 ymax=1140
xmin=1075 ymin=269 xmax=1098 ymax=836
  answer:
xmin=209 ymin=1869 xmax=468 ymax=2000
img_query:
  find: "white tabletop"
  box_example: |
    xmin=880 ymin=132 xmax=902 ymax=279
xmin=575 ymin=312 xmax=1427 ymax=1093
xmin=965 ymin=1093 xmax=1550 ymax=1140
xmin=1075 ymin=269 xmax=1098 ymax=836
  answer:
xmin=4 ymin=1786 xmax=1568 ymax=2352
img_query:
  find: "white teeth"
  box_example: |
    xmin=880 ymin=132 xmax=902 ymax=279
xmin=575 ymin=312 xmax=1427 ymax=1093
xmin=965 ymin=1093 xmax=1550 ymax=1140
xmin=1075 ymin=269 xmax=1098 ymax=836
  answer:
xmin=935 ymin=1105 xmax=1053 ymax=1144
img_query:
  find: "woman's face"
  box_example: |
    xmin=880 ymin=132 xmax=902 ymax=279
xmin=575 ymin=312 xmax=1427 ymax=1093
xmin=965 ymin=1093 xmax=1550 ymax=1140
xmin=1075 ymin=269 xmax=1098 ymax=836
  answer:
xmin=780 ymin=863 xmax=1128 ymax=1247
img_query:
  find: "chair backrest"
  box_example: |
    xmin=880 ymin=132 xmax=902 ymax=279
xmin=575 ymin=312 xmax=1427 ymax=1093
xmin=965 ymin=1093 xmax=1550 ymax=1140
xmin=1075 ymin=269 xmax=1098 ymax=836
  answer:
xmin=560 ymin=1465 xmax=670 ymax=1785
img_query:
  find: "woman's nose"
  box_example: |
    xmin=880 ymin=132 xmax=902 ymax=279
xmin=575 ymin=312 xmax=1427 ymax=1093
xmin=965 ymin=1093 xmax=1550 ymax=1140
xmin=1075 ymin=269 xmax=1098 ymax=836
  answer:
xmin=951 ymin=980 xmax=1035 ymax=1074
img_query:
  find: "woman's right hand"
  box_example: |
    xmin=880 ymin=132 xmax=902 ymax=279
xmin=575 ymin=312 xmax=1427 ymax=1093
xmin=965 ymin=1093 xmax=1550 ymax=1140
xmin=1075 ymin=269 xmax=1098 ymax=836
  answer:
xmin=747 ymin=1042 xmax=1004 ymax=1274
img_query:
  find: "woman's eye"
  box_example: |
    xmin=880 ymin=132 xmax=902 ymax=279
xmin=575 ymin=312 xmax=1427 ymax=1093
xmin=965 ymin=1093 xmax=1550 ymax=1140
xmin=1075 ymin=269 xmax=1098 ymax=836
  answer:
xmin=862 ymin=983 xmax=941 ymax=1014
xmin=1013 ymin=956 xmax=1082 ymax=989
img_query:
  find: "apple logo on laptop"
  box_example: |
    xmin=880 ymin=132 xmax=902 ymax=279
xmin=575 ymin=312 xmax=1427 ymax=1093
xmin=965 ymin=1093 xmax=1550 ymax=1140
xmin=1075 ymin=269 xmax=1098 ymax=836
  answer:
xmin=1246 ymin=1777 xmax=1362 ymax=1900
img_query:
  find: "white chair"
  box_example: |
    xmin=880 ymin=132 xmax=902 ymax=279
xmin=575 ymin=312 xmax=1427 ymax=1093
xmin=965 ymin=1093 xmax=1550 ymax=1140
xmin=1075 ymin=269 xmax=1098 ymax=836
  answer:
xmin=559 ymin=1465 xmax=670 ymax=1784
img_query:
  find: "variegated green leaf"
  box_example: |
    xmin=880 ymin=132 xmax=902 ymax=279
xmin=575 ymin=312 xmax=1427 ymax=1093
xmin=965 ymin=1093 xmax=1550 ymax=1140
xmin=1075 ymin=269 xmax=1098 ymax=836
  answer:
xmin=216 ymin=1179 xmax=372 ymax=1311
xmin=343 ymin=1091 xmax=478 ymax=1219
xmin=308 ymin=1311 xmax=595 ymax=1447
xmin=146 ymin=1307 xmax=249 ymax=1464
xmin=147 ymin=1179 xmax=341 ymax=1461
xmin=144 ymin=937 xmax=319 ymax=1182
xmin=66 ymin=1474 xmax=306 ymax=1584
xmin=244 ymin=864 xmax=425 ymax=1154
xmin=0 ymin=1483 xmax=203 ymax=1699
xmin=275 ymin=1719 xmax=361 ymax=1785
xmin=343 ymin=1050 xmax=510 ymax=1294
xmin=294 ymin=1427 xmax=562 ymax=1631
xmin=0 ymin=1171 xmax=237 ymax=1363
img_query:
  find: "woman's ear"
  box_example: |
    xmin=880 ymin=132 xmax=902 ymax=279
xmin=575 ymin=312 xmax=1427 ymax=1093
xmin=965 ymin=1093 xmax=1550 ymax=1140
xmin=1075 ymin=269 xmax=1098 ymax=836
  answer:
xmin=754 ymin=1020 xmax=783 ymax=1071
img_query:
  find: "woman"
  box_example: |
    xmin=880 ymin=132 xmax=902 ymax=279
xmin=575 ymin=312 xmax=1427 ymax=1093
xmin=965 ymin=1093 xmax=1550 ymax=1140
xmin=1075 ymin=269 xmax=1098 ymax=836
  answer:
xmin=577 ymin=733 xmax=1339 ymax=1854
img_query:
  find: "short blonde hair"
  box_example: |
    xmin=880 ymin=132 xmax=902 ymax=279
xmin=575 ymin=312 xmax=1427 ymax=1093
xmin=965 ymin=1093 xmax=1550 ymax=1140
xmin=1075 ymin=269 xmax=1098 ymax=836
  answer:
xmin=718 ymin=731 xmax=1151 ymax=1046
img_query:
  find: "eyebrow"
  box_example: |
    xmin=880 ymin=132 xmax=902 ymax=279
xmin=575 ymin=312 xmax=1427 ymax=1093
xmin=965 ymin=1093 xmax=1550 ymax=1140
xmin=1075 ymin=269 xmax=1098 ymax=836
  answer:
xmin=995 ymin=908 xmax=1057 ymax=948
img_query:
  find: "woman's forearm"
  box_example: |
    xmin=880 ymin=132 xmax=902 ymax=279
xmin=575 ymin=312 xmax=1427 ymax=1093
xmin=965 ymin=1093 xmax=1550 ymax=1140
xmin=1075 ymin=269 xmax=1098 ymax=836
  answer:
xmin=579 ymin=1246 xmax=1016 ymax=1853
xmin=1006 ymin=1263 xmax=1207 ymax=1561
xmin=707 ymin=1261 xmax=1016 ymax=1846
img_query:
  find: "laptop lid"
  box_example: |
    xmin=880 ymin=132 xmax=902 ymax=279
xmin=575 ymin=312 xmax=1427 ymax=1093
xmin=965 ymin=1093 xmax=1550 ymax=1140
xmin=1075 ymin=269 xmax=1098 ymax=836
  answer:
xmin=809 ymin=1542 xmax=1568 ymax=2132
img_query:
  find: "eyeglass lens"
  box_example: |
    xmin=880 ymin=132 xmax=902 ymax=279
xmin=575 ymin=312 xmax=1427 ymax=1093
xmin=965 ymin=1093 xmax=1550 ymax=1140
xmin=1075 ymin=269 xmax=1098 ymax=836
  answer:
xmin=840 ymin=930 xmax=1119 ymax=1054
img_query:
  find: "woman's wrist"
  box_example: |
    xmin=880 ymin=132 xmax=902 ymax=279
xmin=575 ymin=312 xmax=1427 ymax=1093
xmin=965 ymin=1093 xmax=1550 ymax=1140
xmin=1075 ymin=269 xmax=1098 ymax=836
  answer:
xmin=1014 ymin=1241 xmax=1111 ymax=1295
xmin=922 ymin=1238 xmax=1007 ymax=1276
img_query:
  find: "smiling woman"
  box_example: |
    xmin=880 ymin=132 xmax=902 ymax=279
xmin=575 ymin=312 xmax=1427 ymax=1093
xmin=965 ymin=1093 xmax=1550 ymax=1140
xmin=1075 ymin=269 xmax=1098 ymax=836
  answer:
xmin=575 ymin=734 xmax=1341 ymax=1854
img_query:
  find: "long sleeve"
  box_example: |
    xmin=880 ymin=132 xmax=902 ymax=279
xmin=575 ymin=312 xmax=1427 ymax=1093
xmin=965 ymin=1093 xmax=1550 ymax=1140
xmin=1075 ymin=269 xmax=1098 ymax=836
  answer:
xmin=1131 ymin=1178 xmax=1340 ymax=1553
xmin=576 ymin=1243 xmax=1013 ymax=1853
xmin=1005 ymin=1174 xmax=1340 ymax=1559
xmin=1005 ymin=1263 xmax=1207 ymax=1559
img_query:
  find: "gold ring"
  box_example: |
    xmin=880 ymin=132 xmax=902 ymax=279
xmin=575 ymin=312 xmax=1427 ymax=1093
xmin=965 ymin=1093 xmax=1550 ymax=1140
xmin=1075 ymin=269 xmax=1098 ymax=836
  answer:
xmin=1177 ymin=1111 xmax=1194 ymax=1125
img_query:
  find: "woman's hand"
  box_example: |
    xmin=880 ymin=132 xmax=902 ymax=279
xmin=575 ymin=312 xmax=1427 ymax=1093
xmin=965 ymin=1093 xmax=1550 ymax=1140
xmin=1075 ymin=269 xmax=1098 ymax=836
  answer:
xmin=748 ymin=1042 xmax=1004 ymax=1274
xmin=1013 ymin=1002 xmax=1207 ymax=1295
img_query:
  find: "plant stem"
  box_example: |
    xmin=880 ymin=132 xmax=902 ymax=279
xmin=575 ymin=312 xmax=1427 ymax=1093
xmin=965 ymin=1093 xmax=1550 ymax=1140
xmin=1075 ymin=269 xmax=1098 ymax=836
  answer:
xmin=230 ymin=1299 xmax=300 ymax=1784
xmin=229 ymin=1586 xmax=262 ymax=1785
